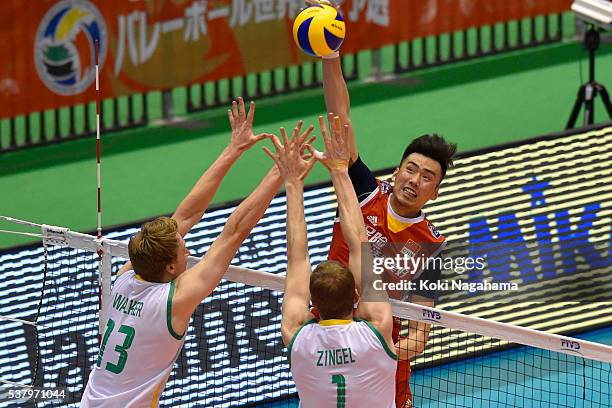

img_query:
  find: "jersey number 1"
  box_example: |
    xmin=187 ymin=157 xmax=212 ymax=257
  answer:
xmin=332 ymin=374 xmax=346 ymax=408
xmin=97 ymin=318 xmax=136 ymax=374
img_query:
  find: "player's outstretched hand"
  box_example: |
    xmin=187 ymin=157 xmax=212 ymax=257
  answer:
xmin=263 ymin=122 xmax=317 ymax=183
xmin=305 ymin=0 xmax=339 ymax=9
xmin=317 ymin=113 xmax=350 ymax=171
xmin=227 ymin=97 xmax=269 ymax=154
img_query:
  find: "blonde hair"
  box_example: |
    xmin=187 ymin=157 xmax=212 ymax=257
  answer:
xmin=128 ymin=217 xmax=179 ymax=282
xmin=310 ymin=261 xmax=355 ymax=320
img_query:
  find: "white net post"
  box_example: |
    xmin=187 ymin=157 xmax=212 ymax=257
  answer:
xmin=98 ymin=246 xmax=112 ymax=337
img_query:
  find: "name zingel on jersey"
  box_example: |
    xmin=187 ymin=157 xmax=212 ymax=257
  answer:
xmin=316 ymin=347 xmax=356 ymax=367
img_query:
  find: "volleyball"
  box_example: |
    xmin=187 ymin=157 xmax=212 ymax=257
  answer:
xmin=293 ymin=4 xmax=345 ymax=58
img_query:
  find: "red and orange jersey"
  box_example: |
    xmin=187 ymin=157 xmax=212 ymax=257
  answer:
xmin=328 ymin=178 xmax=446 ymax=299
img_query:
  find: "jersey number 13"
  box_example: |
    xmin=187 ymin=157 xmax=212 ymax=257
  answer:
xmin=96 ymin=318 xmax=136 ymax=374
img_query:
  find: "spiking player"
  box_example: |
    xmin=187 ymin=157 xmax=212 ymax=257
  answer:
xmin=266 ymin=115 xmax=396 ymax=407
xmin=81 ymin=98 xmax=314 ymax=407
xmin=305 ymin=1 xmax=457 ymax=406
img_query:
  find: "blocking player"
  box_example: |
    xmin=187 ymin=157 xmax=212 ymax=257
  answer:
xmin=306 ymin=1 xmax=457 ymax=406
xmin=267 ymin=115 xmax=396 ymax=407
xmin=81 ymin=99 xmax=313 ymax=407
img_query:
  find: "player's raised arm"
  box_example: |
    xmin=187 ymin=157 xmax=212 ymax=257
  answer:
xmin=318 ymin=115 xmax=394 ymax=348
xmin=170 ymin=162 xmax=281 ymax=333
xmin=318 ymin=115 xmax=363 ymax=281
xmin=323 ymin=55 xmax=357 ymax=155
xmin=263 ymin=126 xmax=318 ymax=346
xmin=322 ymin=51 xmax=358 ymax=163
xmin=305 ymin=0 xmax=358 ymax=163
xmin=170 ymin=123 xmax=315 ymax=336
xmin=171 ymin=97 xmax=269 ymax=237
xmin=117 ymin=98 xmax=275 ymax=276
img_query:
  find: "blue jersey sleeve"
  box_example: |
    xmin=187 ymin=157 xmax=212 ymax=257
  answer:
xmin=348 ymin=156 xmax=378 ymax=202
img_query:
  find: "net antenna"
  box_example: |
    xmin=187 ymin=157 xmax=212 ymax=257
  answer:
xmin=94 ymin=40 xmax=111 ymax=341
xmin=567 ymin=0 xmax=612 ymax=128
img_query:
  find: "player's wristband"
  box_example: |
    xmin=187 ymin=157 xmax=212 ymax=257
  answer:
xmin=327 ymin=159 xmax=350 ymax=170
xmin=322 ymin=51 xmax=340 ymax=60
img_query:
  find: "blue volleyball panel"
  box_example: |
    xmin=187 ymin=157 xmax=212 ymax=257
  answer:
xmin=45 ymin=7 xmax=71 ymax=38
xmin=324 ymin=28 xmax=343 ymax=53
xmin=335 ymin=11 xmax=344 ymax=22
xmin=297 ymin=17 xmax=316 ymax=57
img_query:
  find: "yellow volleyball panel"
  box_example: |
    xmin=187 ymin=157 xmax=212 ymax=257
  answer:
xmin=308 ymin=17 xmax=335 ymax=57
xmin=325 ymin=19 xmax=346 ymax=39
xmin=293 ymin=8 xmax=319 ymax=45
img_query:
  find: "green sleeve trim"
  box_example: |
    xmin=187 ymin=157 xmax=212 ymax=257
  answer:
xmin=287 ymin=318 xmax=317 ymax=368
xmin=167 ymin=280 xmax=185 ymax=340
xmin=356 ymin=318 xmax=397 ymax=361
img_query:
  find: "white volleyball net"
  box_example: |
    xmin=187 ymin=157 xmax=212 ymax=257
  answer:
xmin=0 ymin=224 xmax=610 ymax=407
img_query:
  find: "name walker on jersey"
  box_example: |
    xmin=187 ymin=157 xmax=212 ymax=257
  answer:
xmin=112 ymin=293 xmax=144 ymax=317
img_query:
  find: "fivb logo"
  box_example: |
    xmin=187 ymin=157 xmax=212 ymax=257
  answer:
xmin=559 ymin=338 xmax=581 ymax=354
xmin=422 ymin=309 xmax=441 ymax=322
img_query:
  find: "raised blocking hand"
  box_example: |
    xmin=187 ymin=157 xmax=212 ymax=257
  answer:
xmin=227 ymin=97 xmax=269 ymax=154
xmin=263 ymin=122 xmax=317 ymax=182
xmin=317 ymin=113 xmax=351 ymax=171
